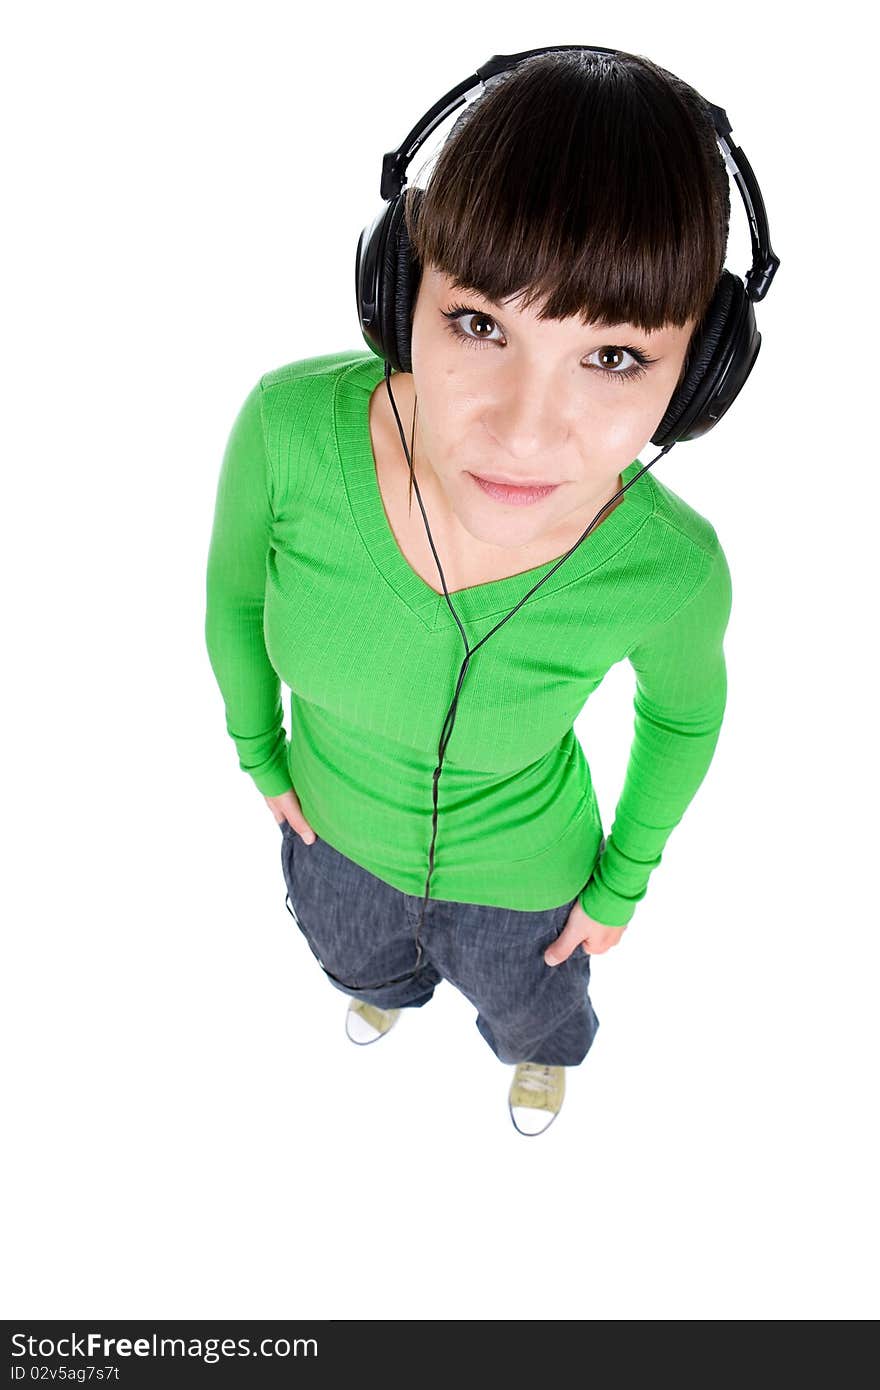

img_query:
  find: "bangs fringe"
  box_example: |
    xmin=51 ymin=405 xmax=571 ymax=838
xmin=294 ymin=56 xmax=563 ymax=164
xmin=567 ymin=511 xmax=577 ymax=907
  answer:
xmin=403 ymin=49 xmax=730 ymax=336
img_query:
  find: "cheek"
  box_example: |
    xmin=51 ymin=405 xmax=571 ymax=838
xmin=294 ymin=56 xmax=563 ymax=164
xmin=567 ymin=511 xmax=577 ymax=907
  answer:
xmin=410 ymin=314 xmax=461 ymax=380
xmin=571 ymin=375 xmax=670 ymax=442
xmin=592 ymin=406 xmax=657 ymax=455
xmin=416 ymin=387 xmax=472 ymax=452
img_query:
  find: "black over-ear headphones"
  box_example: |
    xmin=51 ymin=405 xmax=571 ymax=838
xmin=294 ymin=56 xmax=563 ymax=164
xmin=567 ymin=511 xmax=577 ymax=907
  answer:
xmin=286 ymin=45 xmax=780 ymax=995
xmin=356 ymin=44 xmax=779 ymax=444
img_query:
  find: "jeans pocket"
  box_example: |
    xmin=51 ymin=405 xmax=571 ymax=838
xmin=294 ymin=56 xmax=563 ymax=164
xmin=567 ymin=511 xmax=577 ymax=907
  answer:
xmin=541 ymin=894 xmax=591 ymax=974
xmin=279 ymin=832 xmax=318 ymax=954
xmin=280 ymin=818 xmax=297 ymax=893
xmin=296 ymin=833 xmax=346 ymax=889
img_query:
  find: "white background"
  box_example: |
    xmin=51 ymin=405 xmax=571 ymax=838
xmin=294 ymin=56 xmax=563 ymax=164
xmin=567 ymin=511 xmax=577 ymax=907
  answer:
xmin=3 ymin=0 xmax=877 ymax=1322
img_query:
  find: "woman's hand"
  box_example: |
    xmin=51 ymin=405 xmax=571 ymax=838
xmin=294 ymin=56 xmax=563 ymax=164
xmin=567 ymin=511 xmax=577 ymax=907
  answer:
xmin=264 ymin=789 xmax=317 ymax=845
xmin=544 ymin=898 xmax=627 ymax=962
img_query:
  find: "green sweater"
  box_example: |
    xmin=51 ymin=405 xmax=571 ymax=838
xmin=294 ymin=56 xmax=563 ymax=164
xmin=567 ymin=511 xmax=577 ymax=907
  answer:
xmin=205 ymin=349 xmax=732 ymax=926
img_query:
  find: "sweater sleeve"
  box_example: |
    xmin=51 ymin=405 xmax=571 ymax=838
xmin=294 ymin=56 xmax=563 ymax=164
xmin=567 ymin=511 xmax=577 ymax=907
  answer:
xmin=204 ymin=379 xmax=293 ymax=797
xmin=579 ymin=538 xmax=733 ymax=927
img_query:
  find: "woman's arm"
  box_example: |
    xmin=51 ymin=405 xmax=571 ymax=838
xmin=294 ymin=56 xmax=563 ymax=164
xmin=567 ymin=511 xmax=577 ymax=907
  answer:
xmin=204 ymin=379 xmax=293 ymax=797
xmin=579 ymin=538 xmax=734 ymax=926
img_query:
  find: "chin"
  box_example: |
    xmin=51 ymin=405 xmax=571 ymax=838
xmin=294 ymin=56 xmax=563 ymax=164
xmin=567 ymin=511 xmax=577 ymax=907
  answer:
xmin=458 ymin=505 xmax=548 ymax=548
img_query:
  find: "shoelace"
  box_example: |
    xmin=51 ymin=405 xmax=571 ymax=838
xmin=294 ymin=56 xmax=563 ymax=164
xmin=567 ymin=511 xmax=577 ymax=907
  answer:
xmin=515 ymin=1064 xmax=557 ymax=1094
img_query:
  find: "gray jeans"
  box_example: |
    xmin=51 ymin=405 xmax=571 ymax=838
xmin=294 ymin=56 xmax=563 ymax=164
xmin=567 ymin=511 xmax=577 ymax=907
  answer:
xmin=279 ymin=821 xmax=601 ymax=1067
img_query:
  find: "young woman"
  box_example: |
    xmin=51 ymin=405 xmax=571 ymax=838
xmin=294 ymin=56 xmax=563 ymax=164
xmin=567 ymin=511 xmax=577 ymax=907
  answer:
xmin=205 ymin=49 xmax=738 ymax=1135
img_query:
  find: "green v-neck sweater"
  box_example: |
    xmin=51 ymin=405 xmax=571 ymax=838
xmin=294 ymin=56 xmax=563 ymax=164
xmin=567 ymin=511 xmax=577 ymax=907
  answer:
xmin=205 ymin=350 xmax=732 ymax=927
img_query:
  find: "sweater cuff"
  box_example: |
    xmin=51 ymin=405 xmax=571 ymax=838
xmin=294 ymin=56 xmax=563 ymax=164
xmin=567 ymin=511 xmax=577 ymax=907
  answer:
xmin=578 ymin=879 xmax=641 ymax=927
xmin=578 ymin=835 xmax=646 ymax=927
xmin=242 ymin=737 xmax=293 ymax=798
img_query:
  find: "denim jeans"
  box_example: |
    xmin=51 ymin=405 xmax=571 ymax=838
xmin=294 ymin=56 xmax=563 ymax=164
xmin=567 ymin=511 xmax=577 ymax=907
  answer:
xmin=279 ymin=821 xmax=602 ymax=1067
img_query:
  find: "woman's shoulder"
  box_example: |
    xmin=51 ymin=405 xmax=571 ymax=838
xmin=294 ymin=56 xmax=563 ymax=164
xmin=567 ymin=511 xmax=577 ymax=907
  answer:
xmin=258 ymin=348 xmax=377 ymax=451
xmin=642 ymin=467 xmax=726 ymax=563
xmin=259 ymin=348 xmax=374 ymax=394
xmin=255 ymin=349 xmax=377 ymax=513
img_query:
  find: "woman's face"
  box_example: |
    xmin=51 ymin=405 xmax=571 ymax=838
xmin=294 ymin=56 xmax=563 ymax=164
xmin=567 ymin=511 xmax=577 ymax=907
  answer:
xmin=407 ymin=265 xmax=698 ymax=553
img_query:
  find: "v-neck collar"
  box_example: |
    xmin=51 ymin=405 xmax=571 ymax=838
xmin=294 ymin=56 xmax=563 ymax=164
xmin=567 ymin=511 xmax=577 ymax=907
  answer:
xmin=332 ymin=351 xmax=656 ymax=632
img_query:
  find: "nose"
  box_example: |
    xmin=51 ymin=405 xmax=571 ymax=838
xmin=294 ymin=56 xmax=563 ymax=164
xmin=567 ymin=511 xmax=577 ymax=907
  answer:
xmin=485 ymin=380 xmax=567 ymax=461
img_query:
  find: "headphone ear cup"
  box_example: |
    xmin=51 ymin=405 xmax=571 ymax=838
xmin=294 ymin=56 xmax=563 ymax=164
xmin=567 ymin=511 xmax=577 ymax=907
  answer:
xmin=354 ymin=190 xmax=423 ymax=372
xmin=355 ymin=200 xmax=397 ymax=365
xmin=652 ymin=270 xmax=759 ymax=445
xmin=390 ymin=187 xmax=423 ymax=374
xmin=378 ymin=195 xmax=408 ymax=372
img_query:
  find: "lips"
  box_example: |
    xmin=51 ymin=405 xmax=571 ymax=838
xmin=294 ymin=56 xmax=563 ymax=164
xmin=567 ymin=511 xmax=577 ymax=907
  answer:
xmin=475 ymin=473 xmax=554 ymax=487
xmin=468 ymin=472 xmax=560 ymax=506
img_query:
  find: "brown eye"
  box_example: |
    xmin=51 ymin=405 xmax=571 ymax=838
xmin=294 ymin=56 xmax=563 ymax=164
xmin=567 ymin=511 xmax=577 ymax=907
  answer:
xmin=585 ymin=345 xmax=657 ymax=384
xmin=598 ymin=347 xmax=626 ymax=369
xmin=441 ymin=304 xmax=504 ymax=349
xmin=465 ymin=313 xmax=496 ymax=338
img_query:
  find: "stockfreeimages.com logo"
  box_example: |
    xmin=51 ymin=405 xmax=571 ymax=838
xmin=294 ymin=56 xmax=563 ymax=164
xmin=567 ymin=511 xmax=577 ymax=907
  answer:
xmin=9 ymin=1330 xmax=318 ymax=1365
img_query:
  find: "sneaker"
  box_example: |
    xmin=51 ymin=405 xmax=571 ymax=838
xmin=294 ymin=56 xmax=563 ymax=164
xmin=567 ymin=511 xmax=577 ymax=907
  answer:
xmin=345 ymin=998 xmax=402 ymax=1046
xmin=508 ymin=1063 xmax=565 ymax=1135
